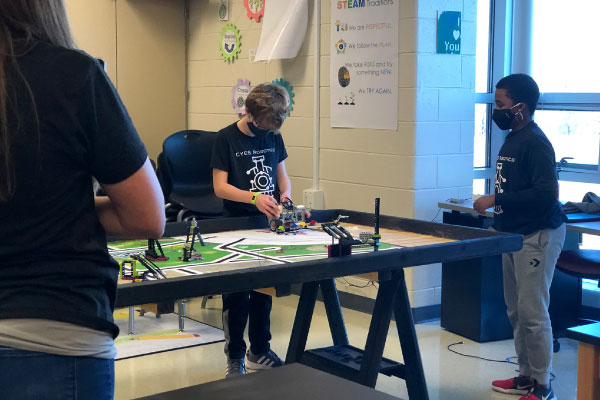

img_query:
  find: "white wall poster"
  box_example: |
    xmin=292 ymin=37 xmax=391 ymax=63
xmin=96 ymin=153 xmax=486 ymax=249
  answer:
xmin=330 ymin=1 xmax=399 ymax=130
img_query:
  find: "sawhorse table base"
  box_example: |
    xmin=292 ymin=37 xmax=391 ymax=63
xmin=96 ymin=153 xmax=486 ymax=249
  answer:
xmin=285 ymin=269 xmax=428 ymax=400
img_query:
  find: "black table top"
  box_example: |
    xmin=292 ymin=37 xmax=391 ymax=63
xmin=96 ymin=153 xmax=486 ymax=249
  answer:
xmin=136 ymin=363 xmax=403 ymax=400
xmin=566 ymin=322 xmax=600 ymax=347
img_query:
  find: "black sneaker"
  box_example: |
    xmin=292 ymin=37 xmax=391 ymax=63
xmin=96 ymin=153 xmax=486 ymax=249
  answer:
xmin=492 ymin=375 xmax=534 ymax=395
xmin=246 ymin=349 xmax=283 ymax=370
xmin=519 ymin=381 xmax=556 ymax=400
xmin=225 ymin=358 xmax=245 ymax=378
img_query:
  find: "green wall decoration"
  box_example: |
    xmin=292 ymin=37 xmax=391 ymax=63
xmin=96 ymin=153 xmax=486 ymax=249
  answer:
xmin=220 ymin=23 xmax=241 ymax=62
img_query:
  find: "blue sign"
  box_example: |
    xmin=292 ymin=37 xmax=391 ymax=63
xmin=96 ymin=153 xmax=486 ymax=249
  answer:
xmin=437 ymin=11 xmax=461 ymax=54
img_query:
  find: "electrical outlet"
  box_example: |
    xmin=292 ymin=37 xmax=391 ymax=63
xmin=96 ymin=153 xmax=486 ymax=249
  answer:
xmin=302 ymin=189 xmax=324 ymax=210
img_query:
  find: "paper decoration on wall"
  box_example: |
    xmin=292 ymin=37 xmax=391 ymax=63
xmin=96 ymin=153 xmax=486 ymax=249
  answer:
xmin=272 ymin=78 xmax=295 ymax=112
xmin=232 ymin=79 xmax=252 ymax=115
xmin=219 ymin=23 xmax=241 ymax=62
xmin=437 ymin=11 xmax=461 ymax=54
xmin=253 ymin=0 xmax=308 ymax=61
xmin=218 ymin=0 xmax=229 ymax=21
xmin=330 ymin=1 xmax=399 ymax=130
xmin=244 ymin=0 xmax=265 ymax=22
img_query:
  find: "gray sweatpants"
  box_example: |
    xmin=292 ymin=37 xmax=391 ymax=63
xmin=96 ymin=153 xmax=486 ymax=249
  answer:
xmin=502 ymin=223 xmax=566 ymax=386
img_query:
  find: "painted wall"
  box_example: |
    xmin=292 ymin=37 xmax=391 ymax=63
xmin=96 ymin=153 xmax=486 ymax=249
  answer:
xmin=65 ymin=0 xmax=187 ymax=159
xmin=187 ymin=0 xmax=477 ymax=309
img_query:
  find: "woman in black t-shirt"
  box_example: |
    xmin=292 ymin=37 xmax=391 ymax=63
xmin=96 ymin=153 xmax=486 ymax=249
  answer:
xmin=0 ymin=1 xmax=165 ymax=399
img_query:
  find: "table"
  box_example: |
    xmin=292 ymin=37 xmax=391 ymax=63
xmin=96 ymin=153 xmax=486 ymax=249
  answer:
xmin=566 ymin=322 xmax=600 ymax=400
xmin=112 ymin=221 xmax=399 ymax=333
xmin=136 ymin=363 xmax=404 ymax=400
xmin=438 ymin=200 xmax=598 ymax=342
xmin=115 ymin=209 xmax=522 ymax=400
xmin=566 ymin=221 xmax=600 ymax=236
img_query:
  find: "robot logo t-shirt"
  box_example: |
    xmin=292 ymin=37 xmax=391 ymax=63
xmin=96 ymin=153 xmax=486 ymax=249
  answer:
xmin=211 ymin=122 xmax=287 ymax=217
xmin=244 ymin=153 xmax=275 ymax=196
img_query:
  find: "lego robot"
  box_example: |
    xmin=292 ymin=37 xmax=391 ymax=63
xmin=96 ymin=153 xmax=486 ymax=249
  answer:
xmin=268 ymin=200 xmax=315 ymax=233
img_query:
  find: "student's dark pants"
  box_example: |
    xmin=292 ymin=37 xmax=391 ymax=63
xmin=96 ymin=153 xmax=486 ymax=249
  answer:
xmin=222 ymin=290 xmax=272 ymax=360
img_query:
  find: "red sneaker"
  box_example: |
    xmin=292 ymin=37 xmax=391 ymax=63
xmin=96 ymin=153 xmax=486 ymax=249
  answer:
xmin=518 ymin=381 xmax=556 ymax=400
xmin=492 ymin=376 xmax=534 ymax=395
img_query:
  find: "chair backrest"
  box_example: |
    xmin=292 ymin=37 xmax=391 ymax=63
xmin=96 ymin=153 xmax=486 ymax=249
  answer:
xmin=156 ymin=152 xmax=172 ymax=200
xmin=163 ymin=130 xmax=215 ymax=183
xmin=160 ymin=130 xmax=223 ymax=216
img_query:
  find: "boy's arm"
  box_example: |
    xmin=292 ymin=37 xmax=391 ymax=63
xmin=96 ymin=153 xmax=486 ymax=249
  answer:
xmin=213 ymin=168 xmax=280 ymax=218
xmin=277 ymin=161 xmax=291 ymax=202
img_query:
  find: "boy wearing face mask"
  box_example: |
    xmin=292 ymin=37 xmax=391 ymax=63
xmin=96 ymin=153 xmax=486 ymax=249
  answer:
xmin=211 ymin=83 xmax=291 ymax=378
xmin=474 ymin=74 xmax=566 ymax=400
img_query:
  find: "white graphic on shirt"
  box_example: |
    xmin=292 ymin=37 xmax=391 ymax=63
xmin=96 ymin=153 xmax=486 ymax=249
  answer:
xmin=246 ymin=155 xmax=274 ymax=195
xmin=494 ymin=162 xmax=507 ymax=214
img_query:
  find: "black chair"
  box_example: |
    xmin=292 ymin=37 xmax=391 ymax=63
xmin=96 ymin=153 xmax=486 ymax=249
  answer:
xmin=551 ymin=249 xmax=600 ymax=352
xmin=158 ymin=130 xmax=223 ymax=221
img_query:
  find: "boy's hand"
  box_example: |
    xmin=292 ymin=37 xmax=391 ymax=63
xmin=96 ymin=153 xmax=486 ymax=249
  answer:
xmin=473 ymin=194 xmax=494 ymax=214
xmin=256 ymin=194 xmax=280 ymax=219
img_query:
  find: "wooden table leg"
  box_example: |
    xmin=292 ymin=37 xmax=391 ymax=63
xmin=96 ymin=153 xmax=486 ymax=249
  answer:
xmin=320 ymin=279 xmax=350 ymax=346
xmin=394 ymin=269 xmax=429 ymax=400
xmin=577 ymin=342 xmax=600 ymax=400
xmin=285 ymin=281 xmax=319 ymax=364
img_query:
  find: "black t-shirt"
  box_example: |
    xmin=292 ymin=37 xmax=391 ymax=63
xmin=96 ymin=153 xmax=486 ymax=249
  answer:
xmin=493 ymin=121 xmax=567 ymax=235
xmin=211 ymin=122 xmax=287 ymax=217
xmin=0 ymin=41 xmax=147 ymax=338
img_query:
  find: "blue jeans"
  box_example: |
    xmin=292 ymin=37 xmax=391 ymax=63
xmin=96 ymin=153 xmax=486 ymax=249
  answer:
xmin=0 ymin=346 xmax=114 ymax=400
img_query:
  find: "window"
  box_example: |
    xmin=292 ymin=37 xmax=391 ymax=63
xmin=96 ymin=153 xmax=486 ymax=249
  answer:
xmin=536 ymin=110 xmax=600 ymax=166
xmin=474 ymin=0 xmax=600 ymax=198
xmin=473 ymin=0 xmax=493 ymax=193
xmin=472 ymin=179 xmax=486 ymax=196
xmin=475 ymin=0 xmax=491 ymax=94
xmin=473 ymin=104 xmax=489 ymax=169
xmin=532 ymin=0 xmax=600 ymax=93
xmin=531 ymin=0 xmax=600 ymax=203
xmin=558 ymin=181 xmax=600 ymax=203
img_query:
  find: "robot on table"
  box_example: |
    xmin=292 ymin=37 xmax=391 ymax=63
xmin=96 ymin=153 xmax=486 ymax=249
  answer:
xmin=268 ymin=200 xmax=315 ymax=233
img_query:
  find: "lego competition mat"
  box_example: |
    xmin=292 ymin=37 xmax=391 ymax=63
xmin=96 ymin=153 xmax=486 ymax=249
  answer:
xmin=109 ymin=225 xmax=456 ymax=280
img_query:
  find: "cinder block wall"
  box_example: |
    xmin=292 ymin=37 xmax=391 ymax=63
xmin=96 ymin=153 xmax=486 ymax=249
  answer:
xmin=65 ymin=0 xmax=186 ymax=160
xmin=403 ymin=0 xmax=477 ymax=310
xmin=188 ymin=0 xmax=477 ymax=310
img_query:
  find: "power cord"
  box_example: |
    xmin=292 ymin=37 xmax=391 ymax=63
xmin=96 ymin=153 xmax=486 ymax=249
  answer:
xmin=447 ymin=342 xmax=555 ymax=382
xmin=430 ymin=207 xmax=442 ymax=222
xmin=336 ymin=277 xmax=379 ymax=289
xmin=447 ymin=341 xmax=518 ymax=365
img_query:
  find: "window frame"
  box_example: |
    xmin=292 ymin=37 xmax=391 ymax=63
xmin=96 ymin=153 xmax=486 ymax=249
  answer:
xmin=474 ymin=0 xmax=600 ymax=193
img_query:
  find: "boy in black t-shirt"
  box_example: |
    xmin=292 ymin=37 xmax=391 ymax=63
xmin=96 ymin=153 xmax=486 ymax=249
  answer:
xmin=474 ymin=74 xmax=566 ymax=400
xmin=211 ymin=83 xmax=291 ymax=378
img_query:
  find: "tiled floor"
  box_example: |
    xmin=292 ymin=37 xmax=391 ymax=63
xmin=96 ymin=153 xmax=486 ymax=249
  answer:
xmin=115 ymin=295 xmax=578 ymax=399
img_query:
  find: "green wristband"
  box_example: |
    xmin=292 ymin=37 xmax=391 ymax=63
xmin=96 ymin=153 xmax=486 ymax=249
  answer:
xmin=251 ymin=192 xmax=259 ymax=205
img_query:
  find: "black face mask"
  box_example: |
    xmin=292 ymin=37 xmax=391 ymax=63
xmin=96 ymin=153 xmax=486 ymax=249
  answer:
xmin=492 ymin=103 xmax=522 ymax=130
xmin=247 ymin=121 xmax=272 ymax=137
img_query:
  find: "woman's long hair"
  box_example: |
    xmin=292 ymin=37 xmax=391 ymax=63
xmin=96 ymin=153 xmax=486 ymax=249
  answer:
xmin=0 ymin=0 xmax=75 ymax=201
